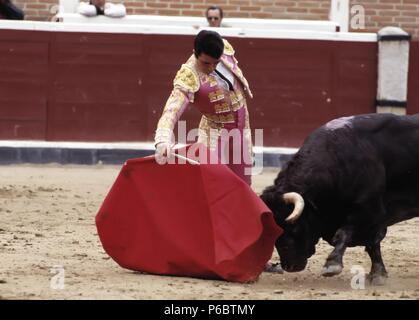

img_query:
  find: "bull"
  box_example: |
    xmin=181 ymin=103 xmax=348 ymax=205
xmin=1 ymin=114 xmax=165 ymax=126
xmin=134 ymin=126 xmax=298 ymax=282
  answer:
xmin=260 ymin=113 xmax=419 ymax=285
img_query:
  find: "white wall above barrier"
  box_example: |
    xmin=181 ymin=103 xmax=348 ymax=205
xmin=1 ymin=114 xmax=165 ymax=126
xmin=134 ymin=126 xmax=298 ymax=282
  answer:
xmin=59 ymin=0 xmax=79 ymax=13
xmin=0 ymin=19 xmax=377 ymax=42
xmin=55 ymin=13 xmax=339 ymax=33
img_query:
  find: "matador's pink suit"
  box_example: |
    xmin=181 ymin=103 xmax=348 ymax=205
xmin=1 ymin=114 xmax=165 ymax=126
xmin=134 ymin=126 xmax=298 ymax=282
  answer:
xmin=155 ymin=39 xmax=253 ymax=185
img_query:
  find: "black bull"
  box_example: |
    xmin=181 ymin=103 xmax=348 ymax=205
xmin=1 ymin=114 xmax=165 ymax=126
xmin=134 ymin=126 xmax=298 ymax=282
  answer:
xmin=260 ymin=113 xmax=419 ymax=285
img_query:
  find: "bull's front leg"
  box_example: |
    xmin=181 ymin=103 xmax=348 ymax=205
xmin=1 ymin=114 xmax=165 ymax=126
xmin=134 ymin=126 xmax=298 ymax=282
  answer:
xmin=365 ymin=235 xmax=388 ymax=285
xmin=321 ymin=226 xmax=354 ymax=277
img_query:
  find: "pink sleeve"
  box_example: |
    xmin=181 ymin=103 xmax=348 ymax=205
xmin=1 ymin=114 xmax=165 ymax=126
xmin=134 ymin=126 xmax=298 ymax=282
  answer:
xmin=154 ymin=88 xmax=191 ymax=145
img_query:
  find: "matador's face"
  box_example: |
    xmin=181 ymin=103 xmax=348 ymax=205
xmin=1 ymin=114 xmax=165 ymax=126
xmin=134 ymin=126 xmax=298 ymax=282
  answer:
xmin=195 ymin=53 xmax=220 ymax=75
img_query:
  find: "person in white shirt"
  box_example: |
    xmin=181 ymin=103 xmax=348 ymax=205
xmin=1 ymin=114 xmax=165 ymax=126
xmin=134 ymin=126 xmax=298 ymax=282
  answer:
xmin=77 ymin=0 xmax=126 ymax=18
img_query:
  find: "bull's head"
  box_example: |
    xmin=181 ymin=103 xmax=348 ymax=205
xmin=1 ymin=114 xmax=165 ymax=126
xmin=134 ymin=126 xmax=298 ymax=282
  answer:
xmin=260 ymin=186 xmax=317 ymax=272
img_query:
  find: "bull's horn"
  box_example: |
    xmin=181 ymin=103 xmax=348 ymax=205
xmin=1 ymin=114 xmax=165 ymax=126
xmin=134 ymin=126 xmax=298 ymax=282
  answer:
xmin=283 ymin=192 xmax=305 ymax=223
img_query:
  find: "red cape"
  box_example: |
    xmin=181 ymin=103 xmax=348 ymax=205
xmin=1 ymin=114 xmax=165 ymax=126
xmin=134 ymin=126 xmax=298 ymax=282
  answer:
xmin=96 ymin=145 xmax=282 ymax=282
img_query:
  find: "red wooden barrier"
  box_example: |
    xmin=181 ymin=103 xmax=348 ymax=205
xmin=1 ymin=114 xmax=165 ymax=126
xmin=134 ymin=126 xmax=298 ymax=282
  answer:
xmin=0 ymin=29 xmax=385 ymax=147
xmin=0 ymin=30 xmax=49 ymax=140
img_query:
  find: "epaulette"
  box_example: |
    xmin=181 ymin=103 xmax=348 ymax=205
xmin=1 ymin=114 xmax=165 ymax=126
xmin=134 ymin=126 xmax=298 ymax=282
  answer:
xmin=173 ymin=64 xmax=199 ymax=93
xmin=222 ymin=39 xmax=235 ymax=56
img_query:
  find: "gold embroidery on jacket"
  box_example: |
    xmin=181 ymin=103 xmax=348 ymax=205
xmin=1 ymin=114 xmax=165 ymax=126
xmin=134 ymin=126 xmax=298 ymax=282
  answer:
xmin=230 ymin=91 xmax=242 ymax=104
xmin=208 ymin=75 xmax=218 ymax=87
xmin=205 ymin=113 xmax=235 ymax=124
xmin=222 ymin=39 xmax=235 ymax=56
xmin=208 ymin=90 xmax=225 ymax=102
xmin=173 ymin=65 xmax=199 ymax=93
xmin=214 ymin=102 xmax=231 ymax=114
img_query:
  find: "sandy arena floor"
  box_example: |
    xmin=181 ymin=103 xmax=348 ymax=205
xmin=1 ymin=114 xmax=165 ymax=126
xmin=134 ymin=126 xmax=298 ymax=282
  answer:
xmin=0 ymin=164 xmax=418 ymax=300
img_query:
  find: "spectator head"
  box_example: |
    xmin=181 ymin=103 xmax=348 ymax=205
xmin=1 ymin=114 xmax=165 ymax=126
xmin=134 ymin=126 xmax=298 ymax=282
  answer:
xmin=205 ymin=6 xmax=223 ymax=28
xmin=90 ymin=0 xmax=106 ymax=8
xmin=193 ymin=30 xmax=224 ymax=74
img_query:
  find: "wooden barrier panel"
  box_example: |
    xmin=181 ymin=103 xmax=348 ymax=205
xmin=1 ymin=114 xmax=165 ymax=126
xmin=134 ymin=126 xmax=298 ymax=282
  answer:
xmin=0 ymin=27 xmax=380 ymax=147
xmin=0 ymin=30 xmax=49 ymax=140
xmin=234 ymin=38 xmax=377 ymax=146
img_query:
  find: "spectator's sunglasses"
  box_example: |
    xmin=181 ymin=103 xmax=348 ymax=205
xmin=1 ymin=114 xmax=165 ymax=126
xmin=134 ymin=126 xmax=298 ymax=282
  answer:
xmin=207 ymin=16 xmax=220 ymax=21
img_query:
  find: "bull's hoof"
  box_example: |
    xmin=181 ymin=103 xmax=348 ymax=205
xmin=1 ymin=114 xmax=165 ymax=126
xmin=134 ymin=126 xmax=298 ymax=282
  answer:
xmin=264 ymin=262 xmax=284 ymax=274
xmin=321 ymin=264 xmax=343 ymax=277
xmin=367 ymin=273 xmax=387 ymax=286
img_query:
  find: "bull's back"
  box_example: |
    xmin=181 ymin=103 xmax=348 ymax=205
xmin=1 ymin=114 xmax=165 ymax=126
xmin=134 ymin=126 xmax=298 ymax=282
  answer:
xmin=318 ymin=114 xmax=419 ymax=184
xmin=285 ymin=113 xmax=419 ymax=189
xmin=354 ymin=114 xmax=419 ymax=180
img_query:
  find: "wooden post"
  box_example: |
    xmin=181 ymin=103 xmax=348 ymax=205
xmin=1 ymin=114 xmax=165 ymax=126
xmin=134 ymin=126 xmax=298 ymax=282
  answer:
xmin=377 ymin=27 xmax=411 ymax=115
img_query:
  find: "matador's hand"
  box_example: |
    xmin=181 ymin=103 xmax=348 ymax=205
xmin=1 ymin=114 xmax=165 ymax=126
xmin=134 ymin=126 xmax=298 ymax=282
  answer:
xmin=155 ymin=142 xmax=172 ymax=164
